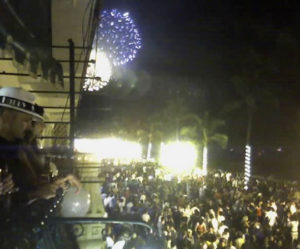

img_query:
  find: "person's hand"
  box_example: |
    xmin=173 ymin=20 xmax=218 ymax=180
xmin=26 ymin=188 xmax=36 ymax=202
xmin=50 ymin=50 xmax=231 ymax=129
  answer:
xmin=29 ymin=181 xmax=61 ymax=200
xmin=54 ymin=174 xmax=81 ymax=193
xmin=28 ymin=174 xmax=81 ymax=201
xmin=64 ymin=174 xmax=81 ymax=192
xmin=0 ymin=174 xmax=15 ymax=195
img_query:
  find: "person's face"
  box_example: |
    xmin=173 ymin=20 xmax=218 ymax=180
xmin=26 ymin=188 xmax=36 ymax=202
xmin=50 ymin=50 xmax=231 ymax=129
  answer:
xmin=26 ymin=121 xmax=45 ymax=142
xmin=23 ymin=118 xmax=45 ymax=143
xmin=7 ymin=110 xmax=32 ymax=139
xmin=32 ymin=121 xmax=45 ymax=137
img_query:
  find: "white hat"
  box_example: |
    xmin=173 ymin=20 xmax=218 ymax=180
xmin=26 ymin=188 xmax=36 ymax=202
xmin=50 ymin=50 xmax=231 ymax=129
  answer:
xmin=0 ymin=87 xmax=44 ymax=120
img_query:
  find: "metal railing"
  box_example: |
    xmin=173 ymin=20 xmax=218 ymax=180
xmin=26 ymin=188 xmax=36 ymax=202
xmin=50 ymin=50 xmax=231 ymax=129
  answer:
xmin=49 ymin=217 xmax=153 ymax=233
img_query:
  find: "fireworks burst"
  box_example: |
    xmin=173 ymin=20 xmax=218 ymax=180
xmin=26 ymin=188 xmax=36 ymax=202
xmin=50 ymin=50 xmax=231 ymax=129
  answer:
xmin=96 ymin=9 xmax=142 ymax=66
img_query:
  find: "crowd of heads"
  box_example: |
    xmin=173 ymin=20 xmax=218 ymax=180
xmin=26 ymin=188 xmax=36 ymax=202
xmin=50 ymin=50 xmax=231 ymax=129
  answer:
xmin=1 ymin=87 xmax=300 ymax=249
xmin=101 ymin=163 xmax=300 ymax=249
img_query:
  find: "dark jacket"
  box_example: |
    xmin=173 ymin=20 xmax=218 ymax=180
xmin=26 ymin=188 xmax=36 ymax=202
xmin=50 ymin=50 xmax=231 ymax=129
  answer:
xmin=0 ymin=137 xmax=39 ymax=220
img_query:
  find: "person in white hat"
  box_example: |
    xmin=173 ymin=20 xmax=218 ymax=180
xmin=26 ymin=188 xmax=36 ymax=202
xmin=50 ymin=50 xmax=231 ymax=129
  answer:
xmin=0 ymin=87 xmax=42 ymax=205
xmin=0 ymin=87 xmax=80 ymax=209
xmin=0 ymin=87 xmax=43 ymax=141
xmin=0 ymin=87 xmax=81 ymax=249
xmin=0 ymin=87 xmax=41 ymax=201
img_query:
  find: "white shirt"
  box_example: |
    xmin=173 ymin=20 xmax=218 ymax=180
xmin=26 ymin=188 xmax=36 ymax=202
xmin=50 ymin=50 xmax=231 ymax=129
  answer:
xmin=222 ymin=232 xmax=230 ymax=241
xmin=290 ymin=220 xmax=299 ymax=233
xmin=218 ymin=224 xmax=228 ymax=236
xmin=271 ymin=202 xmax=277 ymax=212
xmin=104 ymin=196 xmax=112 ymax=207
xmin=106 ymin=236 xmax=114 ymax=248
xmin=290 ymin=204 xmax=297 ymax=214
xmin=126 ymin=202 xmax=133 ymax=213
xmin=265 ymin=210 xmax=277 ymax=227
xmin=112 ymin=240 xmax=125 ymax=249
xmin=108 ymin=196 xmax=115 ymax=208
xmin=218 ymin=215 xmax=225 ymax=223
xmin=211 ymin=218 xmax=218 ymax=232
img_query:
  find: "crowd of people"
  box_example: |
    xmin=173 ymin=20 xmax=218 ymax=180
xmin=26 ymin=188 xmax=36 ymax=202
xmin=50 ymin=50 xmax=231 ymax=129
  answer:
xmin=1 ymin=86 xmax=300 ymax=249
xmin=101 ymin=164 xmax=300 ymax=249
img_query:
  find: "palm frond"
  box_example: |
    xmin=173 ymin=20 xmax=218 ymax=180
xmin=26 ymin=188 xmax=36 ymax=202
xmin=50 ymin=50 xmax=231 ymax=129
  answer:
xmin=219 ymin=101 xmax=242 ymax=114
xmin=209 ymin=133 xmax=228 ymax=149
xmin=209 ymin=119 xmax=226 ymax=132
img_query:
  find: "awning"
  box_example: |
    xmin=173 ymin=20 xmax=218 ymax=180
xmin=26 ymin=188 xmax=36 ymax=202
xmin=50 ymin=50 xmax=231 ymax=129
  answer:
xmin=0 ymin=0 xmax=64 ymax=87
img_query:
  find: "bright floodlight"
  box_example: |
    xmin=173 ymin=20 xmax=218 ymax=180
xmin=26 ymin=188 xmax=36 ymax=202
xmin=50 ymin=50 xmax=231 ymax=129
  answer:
xmin=160 ymin=141 xmax=197 ymax=175
xmin=83 ymin=50 xmax=112 ymax=91
xmin=74 ymin=138 xmax=142 ymax=161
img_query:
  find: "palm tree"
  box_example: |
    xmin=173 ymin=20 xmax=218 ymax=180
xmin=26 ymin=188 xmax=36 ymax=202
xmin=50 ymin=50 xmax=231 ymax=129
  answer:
xmin=181 ymin=112 xmax=228 ymax=175
xmin=231 ymin=49 xmax=277 ymax=188
xmin=132 ymin=97 xmax=192 ymax=160
xmin=162 ymin=97 xmax=191 ymax=141
xmin=135 ymin=115 xmax=165 ymax=160
xmin=108 ymin=110 xmax=165 ymax=160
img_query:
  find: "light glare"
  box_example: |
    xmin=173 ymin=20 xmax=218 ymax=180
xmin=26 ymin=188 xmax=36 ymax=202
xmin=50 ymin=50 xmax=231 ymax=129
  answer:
xmin=202 ymin=146 xmax=208 ymax=176
xmin=75 ymin=138 xmax=142 ymax=161
xmin=83 ymin=51 xmax=112 ymax=91
xmin=160 ymin=141 xmax=197 ymax=175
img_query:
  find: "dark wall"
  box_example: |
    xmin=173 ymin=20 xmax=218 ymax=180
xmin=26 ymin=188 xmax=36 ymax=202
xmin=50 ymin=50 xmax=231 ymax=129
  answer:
xmin=0 ymin=0 xmax=52 ymax=50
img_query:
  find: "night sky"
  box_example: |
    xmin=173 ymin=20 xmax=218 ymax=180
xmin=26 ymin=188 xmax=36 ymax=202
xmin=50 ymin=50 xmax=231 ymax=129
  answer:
xmin=80 ymin=0 xmax=300 ymax=178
